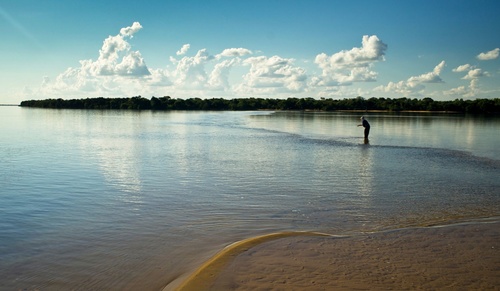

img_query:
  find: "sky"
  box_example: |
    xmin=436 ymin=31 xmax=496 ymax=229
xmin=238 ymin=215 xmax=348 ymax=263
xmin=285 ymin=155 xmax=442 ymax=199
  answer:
xmin=1 ymin=0 xmax=499 ymax=104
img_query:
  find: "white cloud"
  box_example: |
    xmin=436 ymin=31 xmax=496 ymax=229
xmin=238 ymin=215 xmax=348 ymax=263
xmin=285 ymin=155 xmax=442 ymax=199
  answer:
xmin=147 ymin=68 xmax=173 ymax=87
xmin=91 ymin=22 xmax=149 ymax=77
xmin=407 ymin=60 xmax=445 ymax=84
xmin=453 ymin=64 xmax=472 ymax=72
xmin=120 ymin=22 xmax=142 ymax=37
xmin=338 ymin=35 xmax=386 ymax=65
xmin=316 ymin=35 xmax=387 ymax=69
xmin=113 ymin=51 xmax=149 ymax=76
xmin=64 ymin=22 xmax=150 ymax=78
xmin=94 ymin=34 xmax=131 ymax=74
xmin=374 ymin=80 xmax=425 ymax=97
xmin=446 ymin=61 xmax=490 ymax=98
xmin=25 ymin=22 xmax=152 ymax=99
xmin=443 ymin=85 xmax=468 ymax=96
xmin=216 ymin=48 xmax=252 ymax=59
xmin=27 ymin=22 xmax=500 ymax=102
xmin=41 ymin=67 xmax=108 ymax=95
xmin=176 ymin=44 xmax=190 ymax=56
xmin=208 ymin=59 xmax=239 ymax=90
xmin=148 ymin=46 xmax=252 ymax=93
xmin=20 ymin=27 xmax=395 ymax=100
xmin=451 ymin=63 xmax=488 ymax=80
xmin=314 ymin=35 xmax=387 ymax=86
xmin=375 ymin=61 xmax=445 ymax=97
xmin=477 ymin=48 xmax=499 ymax=60
xmin=171 ymin=48 xmax=214 ymax=89
xmin=236 ymin=55 xmax=307 ymax=94
xmin=443 ymin=79 xmax=479 ymax=98
xmin=463 ymin=68 xmax=487 ymax=80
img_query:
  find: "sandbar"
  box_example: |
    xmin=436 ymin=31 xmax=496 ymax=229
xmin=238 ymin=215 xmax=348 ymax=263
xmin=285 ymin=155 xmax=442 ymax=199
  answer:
xmin=167 ymin=220 xmax=499 ymax=290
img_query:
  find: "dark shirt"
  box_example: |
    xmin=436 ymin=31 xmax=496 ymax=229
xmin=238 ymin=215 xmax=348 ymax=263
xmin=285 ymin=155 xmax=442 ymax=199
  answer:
xmin=362 ymin=119 xmax=370 ymax=128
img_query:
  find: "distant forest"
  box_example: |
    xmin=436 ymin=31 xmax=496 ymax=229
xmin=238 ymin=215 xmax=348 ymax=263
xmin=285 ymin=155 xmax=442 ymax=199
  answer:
xmin=20 ymin=96 xmax=500 ymax=114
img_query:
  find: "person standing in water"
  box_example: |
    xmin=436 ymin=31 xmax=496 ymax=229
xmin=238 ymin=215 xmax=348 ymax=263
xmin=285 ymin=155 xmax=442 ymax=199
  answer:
xmin=358 ymin=116 xmax=370 ymax=139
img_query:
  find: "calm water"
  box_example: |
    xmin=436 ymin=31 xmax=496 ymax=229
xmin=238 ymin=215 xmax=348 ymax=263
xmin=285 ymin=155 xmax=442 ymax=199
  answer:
xmin=1 ymin=107 xmax=499 ymax=290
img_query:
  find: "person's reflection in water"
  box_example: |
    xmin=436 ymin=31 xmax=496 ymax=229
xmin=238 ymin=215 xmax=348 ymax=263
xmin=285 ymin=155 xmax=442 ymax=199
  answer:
xmin=358 ymin=116 xmax=370 ymax=142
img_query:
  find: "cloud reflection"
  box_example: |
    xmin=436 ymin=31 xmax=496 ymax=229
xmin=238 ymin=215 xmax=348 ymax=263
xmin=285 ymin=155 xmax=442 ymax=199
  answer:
xmin=78 ymin=113 xmax=144 ymax=208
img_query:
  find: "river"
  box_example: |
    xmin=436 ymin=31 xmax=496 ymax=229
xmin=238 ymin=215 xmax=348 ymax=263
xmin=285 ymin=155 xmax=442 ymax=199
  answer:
xmin=1 ymin=107 xmax=498 ymax=290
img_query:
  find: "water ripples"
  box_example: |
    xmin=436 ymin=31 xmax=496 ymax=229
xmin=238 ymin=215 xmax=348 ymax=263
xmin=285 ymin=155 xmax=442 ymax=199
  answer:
xmin=1 ymin=108 xmax=498 ymax=290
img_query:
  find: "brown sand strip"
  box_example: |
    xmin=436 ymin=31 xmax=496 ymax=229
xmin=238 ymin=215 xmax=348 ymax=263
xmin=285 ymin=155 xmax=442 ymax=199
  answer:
xmin=172 ymin=231 xmax=334 ymax=291
xmin=170 ymin=221 xmax=499 ymax=291
xmin=210 ymin=221 xmax=500 ymax=290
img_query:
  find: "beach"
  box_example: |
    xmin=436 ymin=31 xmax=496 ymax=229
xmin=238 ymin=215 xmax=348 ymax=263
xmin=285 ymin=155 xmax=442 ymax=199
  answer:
xmin=168 ymin=220 xmax=499 ymax=290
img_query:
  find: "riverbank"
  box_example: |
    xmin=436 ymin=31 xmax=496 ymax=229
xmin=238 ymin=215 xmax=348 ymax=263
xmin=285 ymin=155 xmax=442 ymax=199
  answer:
xmin=167 ymin=219 xmax=499 ymax=290
xmin=19 ymin=96 xmax=500 ymax=114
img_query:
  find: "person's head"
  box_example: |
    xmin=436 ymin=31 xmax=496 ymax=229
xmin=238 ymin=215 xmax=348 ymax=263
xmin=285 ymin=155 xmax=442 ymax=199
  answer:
xmin=360 ymin=116 xmax=364 ymax=120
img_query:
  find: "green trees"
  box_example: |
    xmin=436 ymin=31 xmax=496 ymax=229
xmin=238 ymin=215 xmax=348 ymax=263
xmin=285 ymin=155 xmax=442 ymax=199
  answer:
xmin=19 ymin=96 xmax=500 ymax=114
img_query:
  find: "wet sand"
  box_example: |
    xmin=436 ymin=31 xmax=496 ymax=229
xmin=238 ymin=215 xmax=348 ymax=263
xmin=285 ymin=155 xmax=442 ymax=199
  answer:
xmin=168 ymin=220 xmax=499 ymax=290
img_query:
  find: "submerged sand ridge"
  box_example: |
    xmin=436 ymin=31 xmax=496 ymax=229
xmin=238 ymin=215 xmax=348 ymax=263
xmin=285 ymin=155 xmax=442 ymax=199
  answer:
xmin=168 ymin=231 xmax=335 ymax=290
xmin=167 ymin=220 xmax=499 ymax=290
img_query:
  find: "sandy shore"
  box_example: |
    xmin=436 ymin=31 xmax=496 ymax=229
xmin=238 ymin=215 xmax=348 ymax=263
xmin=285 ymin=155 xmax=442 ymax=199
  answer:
xmin=167 ymin=219 xmax=499 ymax=290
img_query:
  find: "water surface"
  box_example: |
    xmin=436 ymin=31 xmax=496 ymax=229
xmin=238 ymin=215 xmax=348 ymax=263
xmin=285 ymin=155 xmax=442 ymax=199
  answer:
xmin=0 ymin=107 xmax=498 ymax=290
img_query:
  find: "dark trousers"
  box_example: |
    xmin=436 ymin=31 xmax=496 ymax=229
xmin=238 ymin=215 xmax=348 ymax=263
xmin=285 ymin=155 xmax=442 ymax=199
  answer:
xmin=364 ymin=126 xmax=370 ymax=139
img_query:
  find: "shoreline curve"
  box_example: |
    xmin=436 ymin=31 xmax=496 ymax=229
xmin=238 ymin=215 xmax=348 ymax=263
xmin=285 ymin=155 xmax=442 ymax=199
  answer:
xmin=165 ymin=218 xmax=500 ymax=291
xmin=169 ymin=231 xmax=335 ymax=291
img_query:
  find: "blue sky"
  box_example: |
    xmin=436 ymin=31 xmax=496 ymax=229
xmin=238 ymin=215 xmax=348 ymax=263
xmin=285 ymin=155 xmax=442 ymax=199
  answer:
xmin=1 ymin=0 xmax=499 ymax=104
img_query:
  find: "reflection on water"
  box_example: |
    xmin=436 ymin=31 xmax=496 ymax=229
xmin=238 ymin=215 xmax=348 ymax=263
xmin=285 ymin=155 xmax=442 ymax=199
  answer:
xmin=248 ymin=111 xmax=500 ymax=160
xmin=93 ymin=138 xmax=142 ymax=192
xmin=358 ymin=144 xmax=374 ymax=199
xmin=0 ymin=107 xmax=499 ymax=290
xmin=77 ymin=112 xmax=145 ymax=210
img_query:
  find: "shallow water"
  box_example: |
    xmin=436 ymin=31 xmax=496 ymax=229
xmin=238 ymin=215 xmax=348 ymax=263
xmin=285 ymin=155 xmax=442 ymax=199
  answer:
xmin=0 ymin=107 xmax=499 ymax=290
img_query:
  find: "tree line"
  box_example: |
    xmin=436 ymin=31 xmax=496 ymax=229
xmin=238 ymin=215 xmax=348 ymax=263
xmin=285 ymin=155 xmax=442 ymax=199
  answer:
xmin=19 ymin=96 xmax=500 ymax=114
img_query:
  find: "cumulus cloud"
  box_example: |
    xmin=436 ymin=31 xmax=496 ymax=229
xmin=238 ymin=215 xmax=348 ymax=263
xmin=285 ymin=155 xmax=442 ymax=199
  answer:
xmin=120 ymin=21 xmax=142 ymax=37
xmin=452 ymin=63 xmax=488 ymax=80
xmin=171 ymin=48 xmax=214 ymax=88
xmin=452 ymin=64 xmax=472 ymax=72
xmin=374 ymin=80 xmax=425 ymax=97
xmin=68 ymin=22 xmax=150 ymax=78
xmin=176 ymin=44 xmax=190 ymax=56
xmin=115 ymin=51 xmax=150 ymax=76
xmin=216 ymin=48 xmax=252 ymax=59
xmin=41 ymin=66 xmax=109 ymax=96
xmin=407 ymin=61 xmax=445 ymax=84
xmin=463 ymin=68 xmax=487 ymax=80
xmin=16 ymin=18 xmax=500 ymax=103
xmin=314 ymin=35 xmax=387 ymax=86
xmin=444 ymin=79 xmax=480 ymax=98
xmin=90 ymin=22 xmax=149 ymax=76
xmin=30 ymin=22 xmax=151 ymax=98
xmin=374 ymin=61 xmax=445 ymax=97
xmin=317 ymin=35 xmax=387 ymax=68
xmin=145 ymin=67 xmax=172 ymax=86
xmin=23 ymin=25 xmax=394 ymax=100
xmin=167 ymin=46 xmax=253 ymax=91
xmin=236 ymin=55 xmax=307 ymax=94
xmin=210 ymin=48 xmax=253 ymax=90
xmin=446 ymin=61 xmax=489 ymax=98
xmin=443 ymin=85 xmax=468 ymax=96
xmin=208 ymin=58 xmax=239 ymax=90
xmin=477 ymin=48 xmax=499 ymax=60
